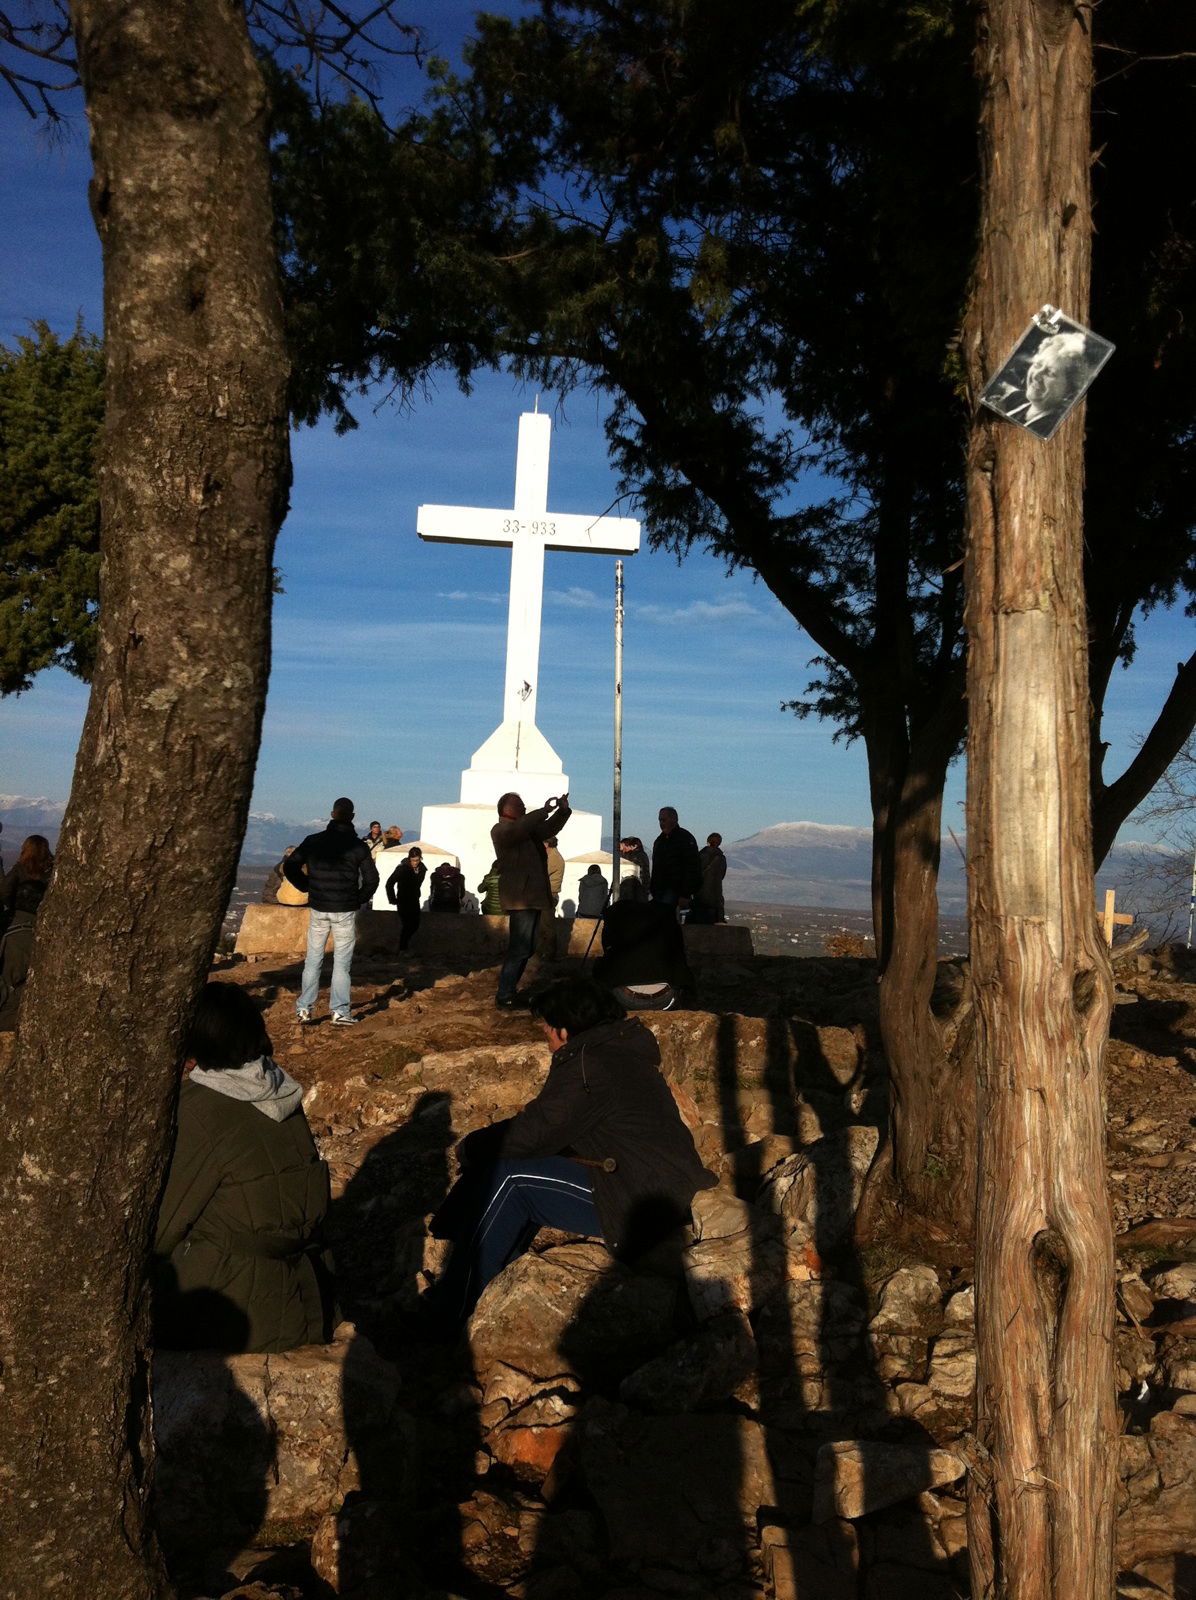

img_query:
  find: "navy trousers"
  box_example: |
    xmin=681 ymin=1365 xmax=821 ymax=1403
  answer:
xmin=497 ymin=907 xmax=540 ymax=1000
xmin=428 ymin=1156 xmax=601 ymax=1323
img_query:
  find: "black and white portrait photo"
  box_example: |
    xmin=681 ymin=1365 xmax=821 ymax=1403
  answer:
xmin=980 ymin=307 xmax=1115 ymax=441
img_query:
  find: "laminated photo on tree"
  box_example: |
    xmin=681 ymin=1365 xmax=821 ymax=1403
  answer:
xmin=980 ymin=304 xmax=1114 ymax=440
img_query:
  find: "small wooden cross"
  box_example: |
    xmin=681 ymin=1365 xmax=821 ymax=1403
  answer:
xmin=1099 ymin=889 xmax=1133 ymax=947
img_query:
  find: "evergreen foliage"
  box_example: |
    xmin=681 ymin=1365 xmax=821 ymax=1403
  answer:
xmin=0 ymin=320 xmax=103 ymax=695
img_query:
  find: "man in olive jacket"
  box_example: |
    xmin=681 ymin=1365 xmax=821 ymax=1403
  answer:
xmin=492 ymin=789 xmax=571 ymax=1008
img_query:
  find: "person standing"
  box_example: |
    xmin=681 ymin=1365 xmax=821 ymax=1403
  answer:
xmin=0 ymin=833 xmax=54 ymax=918
xmin=362 ymin=821 xmax=386 ymax=859
xmin=478 ymin=860 xmax=504 ymax=915
xmin=692 ymin=833 xmax=728 ymax=924
xmin=386 ymin=846 xmax=427 ymax=951
xmin=492 ymin=790 xmax=571 ymax=1009
xmin=536 ymin=834 xmax=567 ymax=960
xmin=649 ymin=807 xmax=701 ymax=911
xmin=287 ymin=798 xmax=378 ymax=1026
xmin=616 ymin=836 xmax=650 ymax=903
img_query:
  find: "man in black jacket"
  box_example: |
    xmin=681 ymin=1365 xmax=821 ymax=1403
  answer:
xmin=650 ymin=806 xmax=701 ymax=910
xmin=424 ymin=976 xmax=716 ymax=1324
xmin=287 ymin=797 xmax=379 ymax=1026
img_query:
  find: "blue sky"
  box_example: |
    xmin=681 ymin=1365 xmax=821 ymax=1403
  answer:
xmin=0 ymin=5 xmax=1187 ymax=849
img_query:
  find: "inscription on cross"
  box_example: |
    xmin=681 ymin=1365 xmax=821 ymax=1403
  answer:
xmin=417 ymin=410 xmax=640 ymax=728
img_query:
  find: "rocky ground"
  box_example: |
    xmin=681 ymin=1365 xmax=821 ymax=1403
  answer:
xmin=113 ymin=933 xmax=1196 ymax=1597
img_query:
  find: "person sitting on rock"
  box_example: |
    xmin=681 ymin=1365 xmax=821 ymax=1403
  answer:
xmin=592 ymin=898 xmax=694 ymax=1011
xmin=151 ymin=983 xmax=332 ymax=1353
xmin=422 ymin=976 xmax=716 ymax=1326
xmin=576 ymin=863 xmax=610 ymax=919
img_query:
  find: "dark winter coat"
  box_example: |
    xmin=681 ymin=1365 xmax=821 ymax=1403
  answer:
xmin=650 ymin=826 xmax=701 ymax=899
xmin=484 ymin=1018 xmax=716 ymax=1258
xmin=386 ymin=859 xmax=426 ymax=910
xmin=152 ymin=1076 xmax=331 ymax=1353
xmin=0 ymin=911 xmax=35 ymax=1032
xmin=285 ymin=820 xmax=378 ymax=912
xmin=577 ymin=871 xmax=610 ymax=918
xmin=593 ymin=901 xmax=692 ymax=992
xmin=492 ymin=801 xmax=572 ymax=912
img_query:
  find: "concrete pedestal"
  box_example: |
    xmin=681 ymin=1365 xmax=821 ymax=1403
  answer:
xmin=416 ymin=715 xmax=608 ymax=911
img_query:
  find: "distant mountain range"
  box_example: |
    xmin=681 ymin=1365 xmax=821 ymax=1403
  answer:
xmin=0 ymin=795 xmax=1174 ymax=917
xmin=0 ymin=795 xmax=329 ymax=864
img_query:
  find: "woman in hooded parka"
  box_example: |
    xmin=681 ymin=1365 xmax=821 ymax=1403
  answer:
xmin=152 ymin=983 xmax=331 ymax=1353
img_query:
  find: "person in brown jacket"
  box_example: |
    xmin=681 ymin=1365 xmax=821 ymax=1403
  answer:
xmin=492 ymin=790 xmax=571 ymax=1008
xmin=151 ymin=984 xmax=331 ymax=1353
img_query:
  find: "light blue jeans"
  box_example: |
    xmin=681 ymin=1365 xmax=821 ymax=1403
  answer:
xmin=299 ymin=908 xmax=357 ymax=1019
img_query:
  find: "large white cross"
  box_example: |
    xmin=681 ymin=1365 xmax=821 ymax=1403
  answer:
xmin=417 ymin=410 xmax=640 ymax=729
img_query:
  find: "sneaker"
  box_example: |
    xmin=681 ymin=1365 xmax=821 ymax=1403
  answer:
xmin=331 ymin=1013 xmax=359 ymax=1027
xmin=296 ymin=1008 xmax=313 ymax=1025
xmin=495 ymin=995 xmax=518 ymax=1010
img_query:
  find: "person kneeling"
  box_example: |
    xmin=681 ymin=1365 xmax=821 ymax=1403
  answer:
xmin=424 ymin=976 xmax=716 ymax=1326
xmin=152 ymin=983 xmax=332 ymax=1353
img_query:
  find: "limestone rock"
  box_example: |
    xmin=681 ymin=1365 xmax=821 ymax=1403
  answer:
xmin=942 ymin=1285 xmax=974 ymax=1327
xmin=309 ymin=1498 xmax=418 ymax=1595
xmin=489 ymin=1387 xmax=579 ymax=1484
xmin=1118 ymin=1272 xmax=1156 ymax=1326
xmin=1159 ymin=1349 xmax=1196 ymax=1392
xmin=1145 ymin=1261 xmax=1196 ymax=1308
xmin=1116 ymin=1411 xmax=1196 ymax=1570
xmin=871 ymin=1265 xmax=943 ymax=1335
xmin=153 ymin=1334 xmax=408 ymax=1560
xmin=684 ymin=1215 xmax=812 ymax=1323
xmin=691 ymin=1185 xmax=762 ymax=1241
xmin=577 ymin=1399 xmax=807 ymax=1566
xmin=762 ymin=1519 xmax=859 ymax=1600
xmin=756 ymin=1276 xmax=869 ymax=1373
xmin=619 ymin=1312 xmax=758 ymax=1413
xmin=869 ymin=1265 xmax=943 ymax=1382
xmin=468 ymin=1242 xmax=682 ymax=1394
xmin=925 ymin=1329 xmax=976 ymax=1401
xmin=812 ymin=1440 xmax=964 ymax=1522
xmin=757 ymin=1125 xmax=880 ymax=1253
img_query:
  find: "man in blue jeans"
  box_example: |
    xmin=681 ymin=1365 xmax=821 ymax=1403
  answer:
xmin=491 ymin=789 xmax=571 ymax=1009
xmin=286 ymin=798 xmax=379 ymax=1026
xmin=423 ymin=977 xmax=716 ymax=1326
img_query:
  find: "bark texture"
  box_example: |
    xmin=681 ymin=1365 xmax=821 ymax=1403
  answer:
xmin=961 ymin=3 xmax=1117 ymax=1598
xmin=0 ymin=3 xmax=290 ymax=1594
xmin=867 ymin=707 xmax=975 ymax=1234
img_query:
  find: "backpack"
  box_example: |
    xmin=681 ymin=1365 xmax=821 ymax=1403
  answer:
xmin=429 ymin=862 xmax=465 ymax=911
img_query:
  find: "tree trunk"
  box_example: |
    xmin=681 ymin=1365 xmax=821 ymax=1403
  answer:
xmin=866 ymin=706 xmax=975 ymax=1236
xmin=0 ymin=3 xmax=290 ymax=1595
xmin=961 ymin=3 xmax=1116 ymax=1597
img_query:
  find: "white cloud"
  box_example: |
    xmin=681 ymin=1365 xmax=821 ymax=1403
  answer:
xmin=437 ymin=590 xmax=504 ymax=605
xmin=635 ymin=598 xmax=763 ymax=626
xmin=546 ymin=586 xmax=604 ymax=611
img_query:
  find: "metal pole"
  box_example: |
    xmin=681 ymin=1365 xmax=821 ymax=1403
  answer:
xmin=1187 ymin=836 xmax=1195 ymax=949
xmin=612 ymin=559 xmax=624 ymax=896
